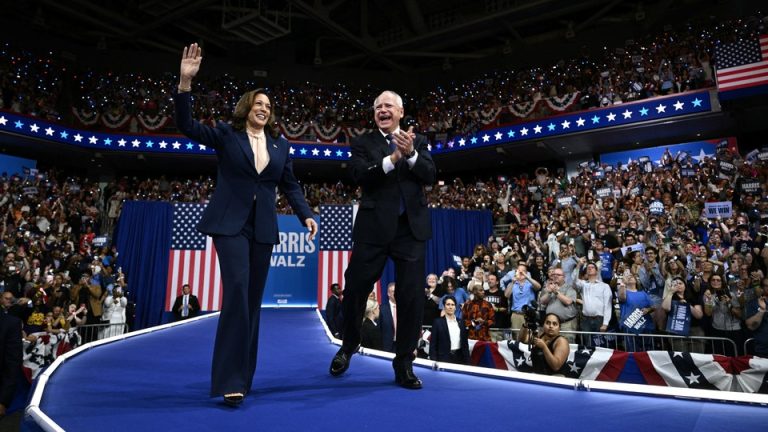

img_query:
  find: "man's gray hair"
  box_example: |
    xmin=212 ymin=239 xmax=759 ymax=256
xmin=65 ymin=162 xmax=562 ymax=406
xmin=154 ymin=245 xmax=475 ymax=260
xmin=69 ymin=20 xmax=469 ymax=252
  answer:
xmin=373 ymin=90 xmax=403 ymax=109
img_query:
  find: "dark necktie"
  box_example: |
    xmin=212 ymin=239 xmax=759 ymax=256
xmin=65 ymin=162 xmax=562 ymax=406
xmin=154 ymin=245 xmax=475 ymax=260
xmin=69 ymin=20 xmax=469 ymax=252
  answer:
xmin=385 ymin=134 xmax=406 ymax=215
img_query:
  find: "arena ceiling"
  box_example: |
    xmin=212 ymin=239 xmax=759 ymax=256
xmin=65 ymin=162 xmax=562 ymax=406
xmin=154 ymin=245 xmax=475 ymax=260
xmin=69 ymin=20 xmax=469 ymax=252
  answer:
xmin=2 ymin=0 xmax=736 ymax=72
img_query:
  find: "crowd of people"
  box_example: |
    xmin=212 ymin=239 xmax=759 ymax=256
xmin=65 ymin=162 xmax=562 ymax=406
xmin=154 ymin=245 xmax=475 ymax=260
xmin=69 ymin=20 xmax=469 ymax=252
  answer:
xmin=2 ymin=15 xmax=765 ymax=141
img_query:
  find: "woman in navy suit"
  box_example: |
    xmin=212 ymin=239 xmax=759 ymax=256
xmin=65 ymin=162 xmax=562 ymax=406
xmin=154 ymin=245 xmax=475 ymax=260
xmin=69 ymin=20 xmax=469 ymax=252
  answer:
xmin=429 ymin=296 xmax=470 ymax=364
xmin=174 ymin=43 xmax=318 ymax=406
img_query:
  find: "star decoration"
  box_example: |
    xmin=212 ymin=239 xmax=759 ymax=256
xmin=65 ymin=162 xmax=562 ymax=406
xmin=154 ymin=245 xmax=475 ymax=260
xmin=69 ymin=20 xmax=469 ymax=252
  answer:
xmin=335 ymin=150 xmax=343 ymax=157
xmin=186 ymin=143 xmax=194 ymax=150
xmin=198 ymin=144 xmax=206 ymax=150
xmin=88 ymin=136 xmax=98 ymax=144
xmin=60 ymin=131 xmax=69 ymax=139
xmin=14 ymin=120 xmax=24 ymax=128
xmin=569 ymin=363 xmax=581 ymax=373
xmin=44 ymin=127 xmax=54 ymax=136
xmin=507 ymin=130 xmax=515 ymax=138
xmin=323 ymin=149 xmax=332 ymax=156
xmin=685 ymin=373 xmax=700 ymax=385
xmin=145 ymin=140 xmax=154 ymax=148
xmin=533 ymin=125 xmax=542 ymax=134
xmin=470 ymin=137 xmax=478 ymax=144
xmin=692 ymin=98 xmax=702 ymax=107
xmin=639 ymin=107 xmax=649 ymax=116
xmin=289 ymin=147 xmax=295 ymax=154
xmin=311 ymin=148 xmax=320 ymax=156
xmin=482 ymin=134 xmax=490 ymax=142
xmin=347 ymin=151 xmax=352 ymax=158
xmin=300 ymin=148 xmax=307 ymax=155
xmin=0 ymin=116 xmax=6 ymax=126
xmin=561 ymin=120 xmax=570 ymax=129
xmin=118 ymin=139 xmax=127 ymax=147
xmin=171 ymin=141 xmax=180 ymax=149
xmin=494 ymin=132 xmax=502 ymax=140
xmin=673 ymin=352 xmax=684 ymax=358
xmin=622 ymin=110 xmax=632 ymax=119
xmin=159 ymin=141 xmax=167 ymax=149
xmin=591 ymin=115 xmax=600 ymax=124
xmin=656 ymin=104 xmax=666 ymax=113
xmin=547 ymin=123 xmax=556 ymax=131
xmin=103 ymin=138 xmax=112 ymax=146
xmin=673 ymin=100 xmax=684 ymax=110
xmin=132 ymin=139 xmax=141 ymax=148
xmin=520 ymin=127 xmax=529 ymax=136
xmin=576 ymin=118 xmax=585 ymax=127
xmin=458 ymin=138 xmax=466 ymax=146
xmin=515 ymin=357 xmax=526 ymax=367
xmin=606 ymin=112 xmax=616 ymax=122
xmin=30 ymin=124 xmax=40 ymax=133
xmin=74 ymin=134 xmax=83 ymax=142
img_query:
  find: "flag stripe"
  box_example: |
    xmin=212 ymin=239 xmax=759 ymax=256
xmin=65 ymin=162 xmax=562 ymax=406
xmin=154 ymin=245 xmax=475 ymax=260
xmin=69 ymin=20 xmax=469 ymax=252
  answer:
xmin=717 ymin=76 xmax=768 ymax=91
xmin=716 ymin=35 xmax=768 ymax=95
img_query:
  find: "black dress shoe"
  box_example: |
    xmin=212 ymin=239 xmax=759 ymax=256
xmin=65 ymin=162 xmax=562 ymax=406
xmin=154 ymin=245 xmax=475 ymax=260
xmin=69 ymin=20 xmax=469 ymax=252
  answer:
xmin=223 ymin=393 xmax=244 ymax=407
xmin=330 ymin=348 xmax=353 ymax=376
xmin=393 ymin=361 xmax=422 ymax=390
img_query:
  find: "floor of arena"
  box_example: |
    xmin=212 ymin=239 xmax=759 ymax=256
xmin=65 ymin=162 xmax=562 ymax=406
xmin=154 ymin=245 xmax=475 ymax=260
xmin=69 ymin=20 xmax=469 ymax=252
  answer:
xmin=24 ymin=309 xmax=768 ymax=432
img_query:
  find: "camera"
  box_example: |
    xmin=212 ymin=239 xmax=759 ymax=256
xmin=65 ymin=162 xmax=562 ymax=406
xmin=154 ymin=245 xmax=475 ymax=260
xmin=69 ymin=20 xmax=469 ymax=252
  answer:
xmin=522 ymin=302 xmax=540 ymax=334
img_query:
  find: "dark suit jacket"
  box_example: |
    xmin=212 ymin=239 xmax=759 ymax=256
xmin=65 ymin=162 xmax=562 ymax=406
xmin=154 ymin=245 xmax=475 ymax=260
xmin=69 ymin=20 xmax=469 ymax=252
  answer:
xmin=173 ymin=91 xmax=313 ymax=241
xmin=324 ymin=295 xmax=342 ymax=337
xmin=429 ymin=316 xmax=470 ymax=364
xmin=348 ymin=131 xmax=435 ymax=245
xmin=360 ymin=318 xmax=382 ymax=350
xmin=0 ymin=312 xmax=22 ymax=407
xmin=172 ymin=294 xmax=201 ymax=320
xmin=379 ymin=301 xmax=396 ymax=352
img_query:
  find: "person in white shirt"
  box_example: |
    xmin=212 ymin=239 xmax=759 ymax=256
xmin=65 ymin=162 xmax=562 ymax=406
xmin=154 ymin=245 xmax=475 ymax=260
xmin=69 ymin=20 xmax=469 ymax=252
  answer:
xmin=573 ymin=259 xmax=613 ymax=346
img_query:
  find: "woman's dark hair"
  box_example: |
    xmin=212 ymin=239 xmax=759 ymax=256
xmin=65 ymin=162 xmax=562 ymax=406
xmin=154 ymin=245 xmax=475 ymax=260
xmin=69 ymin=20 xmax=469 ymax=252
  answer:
xmin=232 ymin=88 xmax=279 ymax=138
xmin=433 ymin=276 xmax=455 ymax=297
xmin=545 ymin=313 xmax=562 ymax=326
xmin=443 ymin=295 xmax=457 ymax=306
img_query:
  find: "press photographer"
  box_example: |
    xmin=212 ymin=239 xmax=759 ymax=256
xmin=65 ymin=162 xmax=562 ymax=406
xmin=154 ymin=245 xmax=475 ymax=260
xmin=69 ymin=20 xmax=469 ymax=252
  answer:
xmin=517 ymin=309 xmax=570 ymax=376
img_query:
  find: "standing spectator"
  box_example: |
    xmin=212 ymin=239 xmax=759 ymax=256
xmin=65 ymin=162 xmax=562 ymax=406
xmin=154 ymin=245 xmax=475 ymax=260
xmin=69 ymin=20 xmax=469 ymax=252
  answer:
xmin=0 ymin=311 xmax=22 ymax=419
xmin=502 ymin=263 xmax=541 ymax=333
xmin=703 ymin=277 xmax=743 ymax=356
xmin=101 ymin=287 xmax=128 ymax=338
xmin=463 ymin=285 xmax=495 ymax=342
xmin=379 ymin=282 xmax=397 ymax=353
xmin=360 ymin=300 xmax=382 ymax=350
xmin=422 ymin=274 xmax=440 ymax=326
xmin=429 ymin=296 xmax=470 ymax=364
xmin=538 ymin=268 xmax=578 ymax=342
xmin=484 ymin=274 xmax=509 ymax=340
xmin=617 ymin=273 xmax=654 ymax=351
xmin=324 ymin=283 xmax=343 ymax=339
xmin=745 ymin=289 xmax=768 ymax=357
xmin=172 ymin=284 xmax=200 ymax=321
xmin=573 ymin=260 xmax=613 ymax=346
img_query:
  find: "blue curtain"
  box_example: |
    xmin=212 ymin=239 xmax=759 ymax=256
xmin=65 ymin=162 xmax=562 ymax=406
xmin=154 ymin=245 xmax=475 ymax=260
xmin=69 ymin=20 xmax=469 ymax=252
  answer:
xmin=381 ymin=208 xmax=493 ymax=302
xmin=115 ymin=201 xmax=173 ymax=330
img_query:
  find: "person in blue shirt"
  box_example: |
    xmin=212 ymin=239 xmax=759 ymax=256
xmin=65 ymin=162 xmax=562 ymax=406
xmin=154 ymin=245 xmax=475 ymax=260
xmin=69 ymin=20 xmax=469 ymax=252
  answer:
xmin=617 ymin=273 xmax=654 ymax=351
xmin=501 ymin=263 xmax=541 ymax=334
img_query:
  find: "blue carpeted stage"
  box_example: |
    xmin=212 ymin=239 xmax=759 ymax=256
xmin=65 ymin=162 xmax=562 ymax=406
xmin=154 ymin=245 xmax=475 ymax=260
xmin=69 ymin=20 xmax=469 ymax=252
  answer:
xmin=24 ymin=310 xmax=768 ymax=431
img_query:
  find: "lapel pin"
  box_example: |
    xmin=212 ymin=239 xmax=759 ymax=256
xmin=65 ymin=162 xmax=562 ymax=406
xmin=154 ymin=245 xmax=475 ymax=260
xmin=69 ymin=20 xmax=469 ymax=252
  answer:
xmin=272 ymin=144 xmax=277 ymax=148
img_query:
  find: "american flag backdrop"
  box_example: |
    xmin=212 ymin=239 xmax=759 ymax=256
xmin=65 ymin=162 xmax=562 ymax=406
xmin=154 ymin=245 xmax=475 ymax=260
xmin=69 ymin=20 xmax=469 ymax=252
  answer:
xmin=165 ymin=203 xmax=223 ymax=311
xmin=715 ymin=34 xmax=768 ymax=93
xmin=317 ymin=204 xmax=380 ymax=309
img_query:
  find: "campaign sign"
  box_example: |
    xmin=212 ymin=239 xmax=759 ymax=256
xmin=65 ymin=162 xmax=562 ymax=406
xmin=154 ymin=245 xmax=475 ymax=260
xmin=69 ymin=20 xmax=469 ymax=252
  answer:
xmin=557 ymin=196 xmax=573 ymax=207
xmin=622 ymin=308 xmax=649 ymax=334
xmin=704 ymin=201 xmax=733 ymax=219
xmin=741 ymin=179 xmax=761 ymax=194
xmin=596 ymin=188 xmax=612 ymax=198
xmin=263 ymin=215 xmax=318 ymax=306
xmin=620 ymin=243 xmax=645 ymax=257
xmin=681 ymin=168 xmax=696 ymax=177
xmin=665 ymin=301 xmax=691 ymax=336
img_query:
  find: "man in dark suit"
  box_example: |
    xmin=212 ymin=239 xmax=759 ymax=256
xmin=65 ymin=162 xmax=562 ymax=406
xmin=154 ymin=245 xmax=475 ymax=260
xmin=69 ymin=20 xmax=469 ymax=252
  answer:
xmin=0 ymin=311 xmax=22 ymax=418
xmin=324 ymin=283 xmax=343 ymax=338
xmin=172 ymin=284 xmax=201 ymax=321
xmin=329 ymin=90 xmax=436 ymax=389
xmin=379 ymin=282 xmax=397 ymax=352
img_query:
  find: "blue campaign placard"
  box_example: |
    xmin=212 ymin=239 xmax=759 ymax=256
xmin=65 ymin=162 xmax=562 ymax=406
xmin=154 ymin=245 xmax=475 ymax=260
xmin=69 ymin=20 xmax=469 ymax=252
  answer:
xmin=263 ymin=215 xmax=318 ymax=307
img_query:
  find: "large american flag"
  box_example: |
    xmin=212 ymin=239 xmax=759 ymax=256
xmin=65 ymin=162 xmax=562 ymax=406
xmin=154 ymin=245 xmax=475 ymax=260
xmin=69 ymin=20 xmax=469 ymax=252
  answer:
xmin=317 ymin=204 xmax=381 ymax=309
xmin=165 ymin=203 xmax=223 ymax=312
xmin=715 ymin=34 xmax=768 ymax=93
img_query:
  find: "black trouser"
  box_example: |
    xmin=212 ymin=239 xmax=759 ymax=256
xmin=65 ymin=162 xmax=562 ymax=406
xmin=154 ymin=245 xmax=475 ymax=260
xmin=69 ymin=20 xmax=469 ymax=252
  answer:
xmin=341 ymin=215 xmax=426 ymax=363
xmin=210 ymin=203 xmax=272 ymax=397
